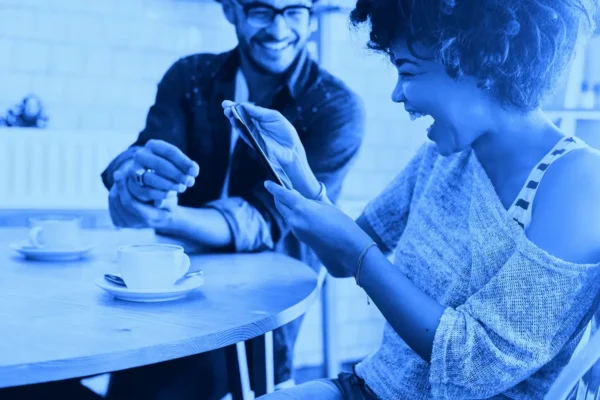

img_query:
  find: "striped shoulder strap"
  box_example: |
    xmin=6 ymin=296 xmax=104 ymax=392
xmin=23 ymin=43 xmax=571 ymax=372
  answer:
xmin=508 ymin=136 xmax=588 ymax=230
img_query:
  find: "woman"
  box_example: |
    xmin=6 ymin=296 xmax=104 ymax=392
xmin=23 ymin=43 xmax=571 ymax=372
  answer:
xmin=224 ymin=0 xmax=600 ymax=398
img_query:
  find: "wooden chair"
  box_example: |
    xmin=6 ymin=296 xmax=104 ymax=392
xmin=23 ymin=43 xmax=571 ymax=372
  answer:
xmin=225 ymin=267 xmax=328 ymax=400
xmin=545 ymin=307 xmax=600 ymax=400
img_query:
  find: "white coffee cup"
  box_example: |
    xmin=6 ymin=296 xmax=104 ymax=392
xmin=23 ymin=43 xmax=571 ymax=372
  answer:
xmin=106 ymin=227 xmax=157 ymax=263
xmin=28 ymin=216 xmax=83 ymax=249
xmin=117 ymin=244 xmax=190 ymax=291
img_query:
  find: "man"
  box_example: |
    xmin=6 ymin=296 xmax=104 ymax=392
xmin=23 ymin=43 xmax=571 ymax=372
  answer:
xmin=101 ymin=0 xmax=365 ymax=397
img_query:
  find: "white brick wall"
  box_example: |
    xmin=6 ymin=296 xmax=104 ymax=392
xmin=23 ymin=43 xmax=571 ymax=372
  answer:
xmin=0 ymin=0 xmax=237 ymax=130
xmin=0 ymin=0 xmax=428 ymax=371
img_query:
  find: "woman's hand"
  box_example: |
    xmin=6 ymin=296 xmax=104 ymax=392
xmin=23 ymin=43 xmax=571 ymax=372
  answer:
xmin=264 ymin=180 xmax=373 ymax=278
xmin=222 ymin=100 xmax=301 ymax=165
xmin=222 ymin=100 xmax=321 ymax=199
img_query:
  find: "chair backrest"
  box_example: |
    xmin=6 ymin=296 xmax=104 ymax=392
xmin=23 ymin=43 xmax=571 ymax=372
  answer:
xmin=545 ymin=308 xmax=600 ymax=400
xmin=572 ymin=310 xmax=600 ymax=400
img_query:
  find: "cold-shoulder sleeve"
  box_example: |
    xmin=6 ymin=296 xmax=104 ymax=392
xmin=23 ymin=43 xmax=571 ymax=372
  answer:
xmin=429 ymin=236 xmax=600 ymax=399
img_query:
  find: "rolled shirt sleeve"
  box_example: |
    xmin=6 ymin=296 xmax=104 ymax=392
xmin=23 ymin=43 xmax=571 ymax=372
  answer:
xmin=205 ymin=195 xmax=276 ymax=252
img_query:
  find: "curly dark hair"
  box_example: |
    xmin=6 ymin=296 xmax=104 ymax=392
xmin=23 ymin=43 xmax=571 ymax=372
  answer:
xmin=350 ymin=0 xmax=598 ymax=111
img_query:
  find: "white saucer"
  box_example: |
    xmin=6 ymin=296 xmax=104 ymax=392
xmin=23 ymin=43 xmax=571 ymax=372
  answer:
xmin=10 ymin=242 xmax=94 ymax=261
xmin=95 ymin=274 xmax=205 ymax=303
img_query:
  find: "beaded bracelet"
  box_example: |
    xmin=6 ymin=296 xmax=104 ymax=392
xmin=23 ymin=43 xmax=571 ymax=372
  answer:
xmin=355 ymin=241 xmax=378 ymax=304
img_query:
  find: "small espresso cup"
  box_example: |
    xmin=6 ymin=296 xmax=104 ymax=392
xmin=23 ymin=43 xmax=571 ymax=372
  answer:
xmin=117 ymin=244 xmax=190 ymax=291
xmin=28 ymin=216 xmax=82 ymax=249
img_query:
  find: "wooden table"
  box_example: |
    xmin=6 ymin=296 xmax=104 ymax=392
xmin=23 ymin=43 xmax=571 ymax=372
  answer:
xmin=0 ymin=228 xmax=319 ymax=396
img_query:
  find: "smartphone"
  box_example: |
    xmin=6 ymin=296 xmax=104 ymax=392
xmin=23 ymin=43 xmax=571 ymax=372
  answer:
xmin=230 ymin=105 xmax=293 ymax=190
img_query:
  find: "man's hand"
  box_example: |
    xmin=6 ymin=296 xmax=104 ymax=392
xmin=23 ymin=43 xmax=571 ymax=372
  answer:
xmin=125 ymin=139 xmax=200 ymax=203
xmin=108 ymin=169 xmax=173 ymax=229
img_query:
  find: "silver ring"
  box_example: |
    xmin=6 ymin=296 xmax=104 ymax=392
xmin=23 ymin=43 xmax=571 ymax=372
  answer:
xmin=134 ymin=168 xmax=151 ymax=187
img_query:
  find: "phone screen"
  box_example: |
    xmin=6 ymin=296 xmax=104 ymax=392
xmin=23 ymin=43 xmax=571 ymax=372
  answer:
xmin=230 ymin=105 xmax=293 ymax=189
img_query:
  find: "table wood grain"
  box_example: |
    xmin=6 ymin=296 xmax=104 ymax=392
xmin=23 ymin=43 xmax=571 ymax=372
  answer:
xmin=0 ymin=228 xmax=319 ymax=388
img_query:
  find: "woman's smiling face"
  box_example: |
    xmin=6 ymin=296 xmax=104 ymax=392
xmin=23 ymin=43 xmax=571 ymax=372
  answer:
xmin=389 ymin=37 xmax=495 ymax=156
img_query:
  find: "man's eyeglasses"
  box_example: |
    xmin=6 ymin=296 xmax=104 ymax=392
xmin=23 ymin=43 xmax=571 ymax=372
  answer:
xmin=232 ymin=0 xmax=313 ymax=28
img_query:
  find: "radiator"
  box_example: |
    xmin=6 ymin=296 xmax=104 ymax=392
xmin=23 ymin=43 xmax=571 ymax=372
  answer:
xmin=0 ymin=128 xmax=135 ymax=210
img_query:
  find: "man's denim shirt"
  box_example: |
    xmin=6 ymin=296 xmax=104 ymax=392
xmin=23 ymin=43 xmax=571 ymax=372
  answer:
xmin=101 ymin=47 xmax=365 ymax=383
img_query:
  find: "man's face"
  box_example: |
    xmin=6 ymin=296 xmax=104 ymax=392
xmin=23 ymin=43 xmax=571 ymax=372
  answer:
xmin=224 ymin=0 xmax=314 ymax=74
